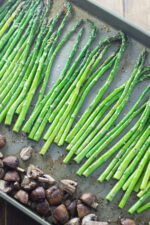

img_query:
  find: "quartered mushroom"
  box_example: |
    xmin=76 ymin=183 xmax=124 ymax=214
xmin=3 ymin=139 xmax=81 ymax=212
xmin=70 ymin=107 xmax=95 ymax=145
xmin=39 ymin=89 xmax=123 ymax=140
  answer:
xmin=80 ymin=193 xmax=98 ymax=209
xmin=27 ymin=164 xmax=44 ymax=179
xmin=53 ymin=204 xmax=70 ymax=224
xmin=38 ymin=174 xmax=56 ymax=185
xmin=21 ymin=176 xmax=37 ymax=191
xmin=3 ymin=156 xmax=19 ymax=169
xmin=0 ymin=152 xmax=3 ymax=159
xmin=121 ymin=218 xmax=136 ymax=225
xmin=20 ymin=146 xmax=33 ymax=161
xmin=65 ymin=218 xmax=80 ymax=225
xmin=36 ymin=199 xmax=51 ymax=217
xmin=46 ymin=185 xmax=62 ymax=206
xmin=0 ymin=180 xmax=12 ymax=193
xmin=14 ymin=190 xmax=29 ymax=205
xmin=77 ymin=203 xmax=91 ymax=219
xmin=59 ymin=179 xmax=78 ymax=195
xmin=82 ymin=214 xmax=98 ymax=225
xmin=0 ymin=135 xmax=6 ymax=148
xmin=4 ymin=170 xmax=20 ymax=182
xmin=31 ymin=186 xmax=45 ymax=202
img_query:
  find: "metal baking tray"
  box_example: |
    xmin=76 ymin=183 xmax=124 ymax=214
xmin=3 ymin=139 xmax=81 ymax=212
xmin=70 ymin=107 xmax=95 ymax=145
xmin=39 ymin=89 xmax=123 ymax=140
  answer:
xmin=0 ymin=0 xmax=150 ymax=224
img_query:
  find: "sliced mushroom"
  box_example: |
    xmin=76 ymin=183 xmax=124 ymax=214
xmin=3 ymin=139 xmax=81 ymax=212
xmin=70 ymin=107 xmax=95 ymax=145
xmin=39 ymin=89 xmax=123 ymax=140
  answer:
xmin=13 ymin=181 xmax=20 ymax=190
xmin=0 ymin=180 xmax=12 ymax=193
xmin=82 ymin=222 xmax=108 ymax=225
xmin=46 ymin=185 xmax=62 ymax=206
xmin=67 ymin=200 xmax=77 ymax=217
xmin=31 ymin=186 xmax=45 ymax=202
xmin=82 ymin=214 xmax=98 ymax=225
xmin=0 ymin=168 xmax=4 ymax=179
xmin=80 ymin=193 xmax=98 ymax=209
xmin=4 ymin=170 xmax=20 ymax=182
xmin=36 ymin=199 xmax=51 ymax=217
xmin=38 ymin=174 xmax=56 ymax=185
xmin=27 ymin=164 xmax=43 ymax=179
xmin=0 ymin=159 xmax=3 ymax=168
xmin=3 ymin=156 xmax=19 ymax=169
xmin=77 ymin=203 xmax=91 ymax=219
xmin=0 ymin=152 xmax=3 ymax=159
xmin=16 ymin=167 xmax=26 ymax=173
xmin=59 ymin=179 xmax=78 ymax=195
xmin=14 ymin=190 xmax=29 ymax=205
xmin=20 ymin=146 xmax=33 ymax=161
xmin=21 ymin=176 xmax=37 ymax=191
xmin=65 ymin=218 xmax=80 ymax=225
xmin=0 ymin=135 xmax=6 ymax=148
xmin=53 ymin=204 xmax=70 ymax=224
xmin=121 ymin=218 xmax=136 ymax=225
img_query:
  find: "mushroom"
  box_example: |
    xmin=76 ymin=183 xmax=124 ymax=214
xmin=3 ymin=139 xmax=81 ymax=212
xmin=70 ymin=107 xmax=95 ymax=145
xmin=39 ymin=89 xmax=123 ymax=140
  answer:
xmin=3 ymin=156 xmax=19 ymax=169
xmin=31 ymin=186 xmax=45 ymax=202
xmin=27 ymin=164 xmax=43 ymax=179
xmin=14 ymin=190 xmax=29 ymax=205
xmin=38 ymin=174 xmax=56 ymax=185
xmin=0 ymin=152 xmax=3 ymax=159
xmin=59 ymin=179 xmax=78 ymax=195
xmin=121 ymin=218 xmax=136 ymax=225
xmin=82 ymin=222 xmax=108 ymax=225
xmin=67 ymin=200 xmax=77 ymax=217
xmin=13 ymin=181 xmax=20 ymax=190
xmin=0 ymin=159 xmax=3 ymax=168
xmin=0 ymin=135 xmax=6 ymax=148
xmin=77 ymin=203 xmax=91 ymax=219
xmin=46 ymin=185 xmax=62 ymax=206
xmin=0 ymin=180 xmax=12 ymax=193
xmin=65 ymin=218 xmax=80 ymax=225
xmin=0 ymin=168 xmax=4 ymax=179
xmin=53 ymin=204 xmax=70 ymax=224
xmin=36 ymin=199 xmax=51 ymax=217
xmin=20 ymin=146 xmax=33 ymax=161
xmin=16 ymin=167 xmax=26 ymax=174
xmin=4 ymin=170 xmax=20 ymax=182
xmin=80 ymin=193 xmax=98 ymax=209
xmin=21 ymin=176 xmax=37 ymax=191
xmin=82 ymin=214 xmax=98 ymax=225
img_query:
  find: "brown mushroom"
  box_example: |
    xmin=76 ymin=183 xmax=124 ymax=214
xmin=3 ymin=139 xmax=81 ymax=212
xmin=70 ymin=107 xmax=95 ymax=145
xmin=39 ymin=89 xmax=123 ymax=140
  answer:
xmin=38 ymin=174 xmax=56 ymax=185
xmin=65 ymin=218 xmax=80 ymax=225
xmin=0 ymin=159 xmax=3 ymax=168
xmin=82 ymin=222 xmax=108 ymax=225
xmin=82 ymin=214 xmax=98 ymax=225
xmin=3 ymin=156 xmax=19 ymax=169
xmin=36 ymin=199 xmax=51 ymax=217
xmin=0 ymin=168 xmax=4 ymax=179
xmin=31 ymin=186 xmax=45 ymax=202
xmin=77 ymin=203 xmax=91 ymax=219
xmin=59 ymin=179 xmax=78 ymax=195
xmin=20 ymin=146 xmax=33 ymax=161
xmin=80 ymin=193 xmax=98 ymax=209
xmin=53 ymin=204 xmax=70 ymax=224
xmin=13 ymin=181 xmax=20 ymax=190
xmin=0 ymin=135 xmax=6 ymax=148
xmin=121 ymin=218 xmax=136 ymax=225
xmin=0 ymin=152 xmax=3 ymax=159
xmin=0 ymin=180 xmax=12 ymax=193
xmin=27 ymin=164 xmax=43 ymax=179
xmin=14 ymin=190 xmax=29 ymax=205
xmin=21 ymin=176 xmax=37 ymax=191
xmin=16 ymin=167 xmax=26 ymax=174
xmin=4 ymin=170 xmax=20 ymax=182
xmin=46 ymin=185 xmax=62 ymax=206
xmin=67 ymin=200 xmax=77 ymax=217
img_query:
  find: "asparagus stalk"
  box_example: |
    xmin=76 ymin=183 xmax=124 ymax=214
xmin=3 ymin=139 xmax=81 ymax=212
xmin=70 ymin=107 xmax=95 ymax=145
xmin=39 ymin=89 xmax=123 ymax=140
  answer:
xmin=137 ymin=202 xmax=150 ymax=213
xmin=137 ymin=181 xmax=150 ymax=198
xmin=140 ymin=161 xmax=150 ymax=190
xmin=106 ymin=126 xmax=150 ymax=202
xmin=23 ymin=27 xmax=84 ymax=135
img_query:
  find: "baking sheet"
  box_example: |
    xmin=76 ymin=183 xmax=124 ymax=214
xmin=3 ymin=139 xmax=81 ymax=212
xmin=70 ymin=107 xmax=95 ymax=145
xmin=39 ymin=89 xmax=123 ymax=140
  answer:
xmin=0 ymin=0 xmax=150 ymax=224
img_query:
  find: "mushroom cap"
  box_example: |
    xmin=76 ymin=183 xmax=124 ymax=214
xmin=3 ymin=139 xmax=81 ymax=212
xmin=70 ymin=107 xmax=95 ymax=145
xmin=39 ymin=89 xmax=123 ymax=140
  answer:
xmin=36 ymin=199 xmax=51 ymax=217
xmin=67 ymin=200 xmax=77 ymax=217
xmin=14 ymin=190 xmax=29 ymax=205
xmin=65 ymin=218 xmax=80 ymax=225
xmin=80 ymin=193 xmax=96 ymax=206
xmin=59 ymin=179 xmax=78 ymax=195
xmin=21 ymin=176 xmax=37 ymax=191
xmin=3 ymin=156 xmax=19 ymax=169
xmin=82 ymin=214 xmax=98 ymax=225
xmin=4 ymin=170 xmax=20 ymax=182
xmin=121 ymin=218 xmax=136 ymax=225
xmin=46 ymin=185 xmax=62 ymax=206
xmin=77 ymin=203 xmax=91 ymax=219
xmin=0 ymin=180 xmax=12 ymax=193
xmin=31 ymin=186 xmax=45 ymax=202
xmin=53 ymin=204 xmax=70 ymax=224
xmin=20 ymin=146 xmax=33 ymax=161
xmin=27 ymin=164 xmax=43 ymax=179
xmin=0 ymin=135 xmax=6 ymax=148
